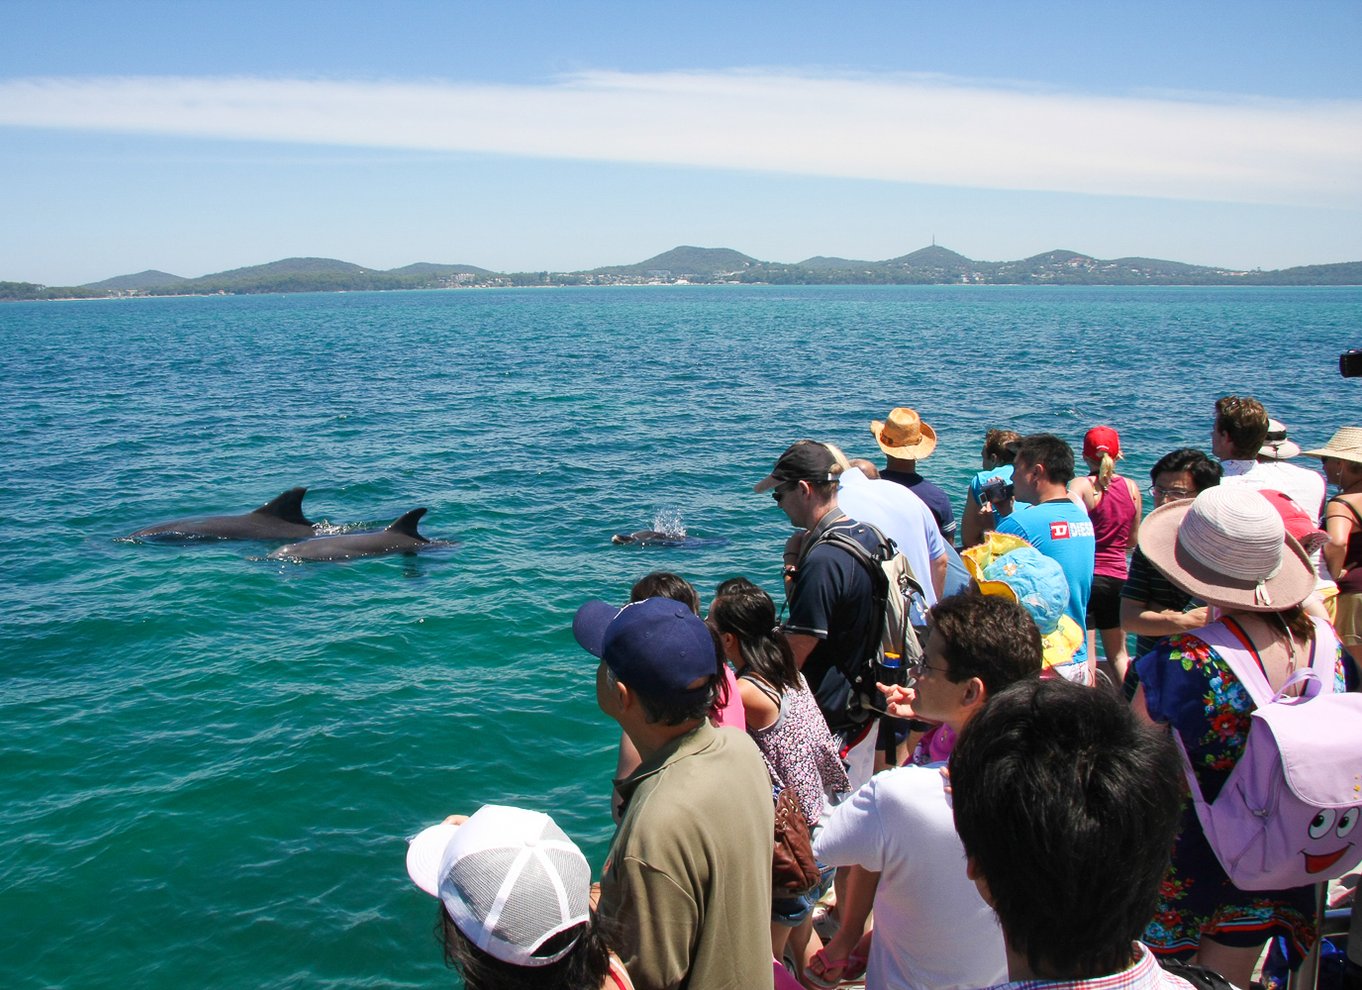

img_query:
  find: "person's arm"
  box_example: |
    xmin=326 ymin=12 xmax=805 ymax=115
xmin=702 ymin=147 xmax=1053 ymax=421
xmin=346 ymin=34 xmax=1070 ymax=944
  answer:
xmin=960 ymin=490 xmax=989 ymax=548
xmin=785 ymin=633 xmax=819 ymax=670
xmin=1126 ymin=478 xmax=1143 ymax=551
xmin=1323 ymin=502 xmax=1355 ymax=581
xmin=736 ymin=676 xmax=779 ymax=733
xmin=930 ymin=551 xmax=948 ymax=600
xmin=1119 ymin=597 xmax=1209 ymax=639
xmin=1130 ymin=683 xmax=1158 ymax=727
xmin=1069 ymin=475 xmax=1098 ymax=512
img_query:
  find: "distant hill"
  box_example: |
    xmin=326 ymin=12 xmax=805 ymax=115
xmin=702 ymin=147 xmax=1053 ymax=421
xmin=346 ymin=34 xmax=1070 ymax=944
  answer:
xmin=83 ymin=269 xmax=188 ymax=291
xmin=387 ymin=262 xmax=494 ymax=277
xmin=797 ymin=256 xmax=876 ymax=271
xmin=9 ymin=244 xmax=1361 ymax=300
xmin=1242 ymin=260 xmax=1362 ymax=285
xmin=590 ymin=245 xmax=760 ymax=277
xmin=885 ymin=245 xmax=974 ymax=268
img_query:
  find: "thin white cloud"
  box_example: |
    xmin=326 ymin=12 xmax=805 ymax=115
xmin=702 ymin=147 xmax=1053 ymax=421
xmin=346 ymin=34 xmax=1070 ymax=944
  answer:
xmin=1 ymin=70 xmax=1359 ymax=208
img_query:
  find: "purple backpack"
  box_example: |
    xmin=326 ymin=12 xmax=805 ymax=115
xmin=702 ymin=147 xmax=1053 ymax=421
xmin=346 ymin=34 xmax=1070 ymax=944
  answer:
xmin=1176 ymin=617 xmax=1362 ymax=891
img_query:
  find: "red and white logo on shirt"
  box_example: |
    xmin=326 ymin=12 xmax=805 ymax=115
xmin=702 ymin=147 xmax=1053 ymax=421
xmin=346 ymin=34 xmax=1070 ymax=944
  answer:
xmin=1051 ymin=521 xmax=1069 ymax=540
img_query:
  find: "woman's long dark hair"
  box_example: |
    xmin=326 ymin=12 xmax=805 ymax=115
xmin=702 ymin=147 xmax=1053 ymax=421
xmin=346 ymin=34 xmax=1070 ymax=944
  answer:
xmin=439 ymin=909 xmax=612 ymax=990
xmin=709 ymin=585 xmax=799 ymax=693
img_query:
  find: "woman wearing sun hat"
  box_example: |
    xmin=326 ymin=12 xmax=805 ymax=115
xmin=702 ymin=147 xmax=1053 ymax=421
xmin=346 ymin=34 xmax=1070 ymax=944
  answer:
xmin=406 ymin=805 xmax=635 ymax=990
xmin=1131 ymin=486 xmax=1347 ymax=990
xmin=1069 ymin=426 xmax=1142 ymax=689
xmin=1306 ymin=426 xmax=1362 ymax=681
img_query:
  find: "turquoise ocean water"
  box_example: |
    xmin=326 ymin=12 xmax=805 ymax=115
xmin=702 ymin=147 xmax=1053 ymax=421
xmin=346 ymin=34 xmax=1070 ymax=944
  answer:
xmin=2 ymin=284 xmax=1358 ymax=988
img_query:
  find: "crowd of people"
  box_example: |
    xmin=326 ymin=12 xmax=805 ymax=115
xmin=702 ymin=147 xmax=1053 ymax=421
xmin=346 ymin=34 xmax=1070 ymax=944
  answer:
xmin=404 ymin=398 xmax=1361 ymax=990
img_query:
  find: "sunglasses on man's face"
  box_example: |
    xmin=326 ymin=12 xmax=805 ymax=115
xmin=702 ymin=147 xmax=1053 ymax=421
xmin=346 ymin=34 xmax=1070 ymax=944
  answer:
xmin=772 ymin=482 xmax=797 ymax=503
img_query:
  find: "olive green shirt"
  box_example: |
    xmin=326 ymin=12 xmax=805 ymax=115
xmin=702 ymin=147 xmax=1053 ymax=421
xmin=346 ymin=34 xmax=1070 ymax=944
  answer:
xmin=599 ymin=721 xmax=775 ymax=990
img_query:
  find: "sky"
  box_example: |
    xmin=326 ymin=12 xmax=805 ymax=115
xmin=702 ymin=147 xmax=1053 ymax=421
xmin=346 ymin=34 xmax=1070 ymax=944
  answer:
xmin=2 ymin=0 xmax=1360 ymax=285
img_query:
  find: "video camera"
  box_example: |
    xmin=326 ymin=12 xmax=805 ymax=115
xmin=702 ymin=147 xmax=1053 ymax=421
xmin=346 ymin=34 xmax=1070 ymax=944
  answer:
xmin=981 ymin=477 xmax=1016 ymax=505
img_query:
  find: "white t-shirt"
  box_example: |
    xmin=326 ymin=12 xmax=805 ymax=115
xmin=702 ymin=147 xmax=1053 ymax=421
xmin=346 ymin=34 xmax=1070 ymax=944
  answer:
xmin=838 ymin=467 xmax=947 ymax=606
xmin=814 ymin=763 xmax=1007 ymax=990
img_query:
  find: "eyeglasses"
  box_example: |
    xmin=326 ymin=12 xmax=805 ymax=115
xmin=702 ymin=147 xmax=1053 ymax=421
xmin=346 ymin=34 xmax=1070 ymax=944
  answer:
xmin=772 ymin=482 xmax=798 ymax=503
xmin=1148 ymin=485 xmax=1196 ymax=502
xmin=908 ymin=656 xmax=951 ymax=677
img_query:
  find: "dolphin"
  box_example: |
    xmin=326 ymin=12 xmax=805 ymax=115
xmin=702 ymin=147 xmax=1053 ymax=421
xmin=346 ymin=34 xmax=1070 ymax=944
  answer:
xmin=611 ymin=530 xmax=730 ymax=549
xmin=129 ymin=487 xmax=319 ymax=541
xmin=268 ymin=508 xmax=436 ymax=562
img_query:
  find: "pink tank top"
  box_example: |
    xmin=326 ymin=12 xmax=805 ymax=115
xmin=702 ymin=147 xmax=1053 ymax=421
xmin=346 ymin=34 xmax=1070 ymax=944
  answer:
xmin=1089 ymin=476 xmax=1137 ymax=580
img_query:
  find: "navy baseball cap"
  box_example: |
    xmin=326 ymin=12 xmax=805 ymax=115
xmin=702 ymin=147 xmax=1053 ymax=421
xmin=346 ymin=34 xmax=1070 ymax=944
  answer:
xmin=573 ymin=597 xmax=718 ymax=699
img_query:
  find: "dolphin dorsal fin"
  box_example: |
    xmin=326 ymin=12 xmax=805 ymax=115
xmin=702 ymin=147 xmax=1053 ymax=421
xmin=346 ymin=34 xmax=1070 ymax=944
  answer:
xmin=387 ymin=508 xmax=429 ymax=541
xmin=254 ymin=487 xmax=311 ymax=525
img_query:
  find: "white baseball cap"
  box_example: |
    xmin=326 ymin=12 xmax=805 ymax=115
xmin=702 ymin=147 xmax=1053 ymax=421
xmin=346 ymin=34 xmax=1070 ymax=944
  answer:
xmin=406 ymin=805 xmax=592 ymax=967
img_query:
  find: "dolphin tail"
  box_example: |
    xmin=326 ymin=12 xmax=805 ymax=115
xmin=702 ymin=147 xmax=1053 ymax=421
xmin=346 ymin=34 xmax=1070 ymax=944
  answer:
xmin=388 ymin=508 xmax=429 ymax=541
xmin=253 ymin=487 xmax=312 ymax=525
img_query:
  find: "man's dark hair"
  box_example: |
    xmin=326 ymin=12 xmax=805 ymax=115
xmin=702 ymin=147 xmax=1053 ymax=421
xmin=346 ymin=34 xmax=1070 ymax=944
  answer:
xmin=950 ymin=678 xmax=1183 ymax=981
xmin=1149 ymin=448 xmax=1223 ymax=493
xmin=607 ymin=642 xmax=723 ymax=727
xmin=929 ymin=592 xmax=1043 ymax=695
xmin=1214 ymin=396 xmax=1269 ymax=458
xmin=1011 ymin=434 xmax=1076 ymax=485
xmin=630 ymin=572 xmax=700 ymax=614
xmin=715 ymin=575 xmax=761 ymax=598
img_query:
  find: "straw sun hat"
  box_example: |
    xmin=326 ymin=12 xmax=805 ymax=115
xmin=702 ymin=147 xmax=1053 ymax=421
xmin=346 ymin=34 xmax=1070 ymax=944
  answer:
xmin=1303 ymin=426 xmax=1362 ymax=466
xmin=870 ymin=407 xmax=937 ymax=459
xmin=1137 ymin=486 xmax=1314 ymax=612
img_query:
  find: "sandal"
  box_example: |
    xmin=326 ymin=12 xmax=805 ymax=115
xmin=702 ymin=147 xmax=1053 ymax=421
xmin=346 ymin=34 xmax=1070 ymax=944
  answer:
xmin=804 ymin=947 xmax=868 ymax=989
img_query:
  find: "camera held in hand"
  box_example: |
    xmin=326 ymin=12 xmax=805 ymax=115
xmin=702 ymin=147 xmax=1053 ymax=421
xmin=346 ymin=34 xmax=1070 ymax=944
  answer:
xmin=981 ymin=477 xmax=1015 ymax=505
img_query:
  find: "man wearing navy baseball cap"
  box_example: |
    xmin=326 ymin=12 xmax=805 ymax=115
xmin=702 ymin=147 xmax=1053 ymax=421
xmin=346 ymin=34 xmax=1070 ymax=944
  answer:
xmin=574 ymin=596 xmax=775 ymax=990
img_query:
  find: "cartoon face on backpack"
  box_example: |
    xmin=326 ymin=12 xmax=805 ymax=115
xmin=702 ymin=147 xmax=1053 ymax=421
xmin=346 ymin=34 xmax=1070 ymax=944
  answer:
xmin=1301 ymin=805 xmax=1359 ymax=875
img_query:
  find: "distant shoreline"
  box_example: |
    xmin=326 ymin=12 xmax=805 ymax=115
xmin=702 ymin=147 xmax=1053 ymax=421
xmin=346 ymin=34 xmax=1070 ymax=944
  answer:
xmin=13 ymin=281 xmax=1362 ymax=304
xmin=6 ymin=243 xmax=1360 ymax=300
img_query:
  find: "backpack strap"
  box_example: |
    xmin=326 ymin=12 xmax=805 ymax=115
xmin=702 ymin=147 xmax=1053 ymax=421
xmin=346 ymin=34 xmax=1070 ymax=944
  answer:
xmin=1192 ymin=617 xmax=1337 ymax=709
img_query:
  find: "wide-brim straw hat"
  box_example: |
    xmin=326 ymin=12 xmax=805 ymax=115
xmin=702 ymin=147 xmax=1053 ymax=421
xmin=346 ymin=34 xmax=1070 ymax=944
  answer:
xmin=1138 ymin=486 xmax=1314 ymax=612
xmin=870 ymin=407 xmax=937 ymax=459
xmin=1303 ymin=426 xmax=1362 ymax=466
xmin=1258 ymin=419 xmax=1301 ymax=461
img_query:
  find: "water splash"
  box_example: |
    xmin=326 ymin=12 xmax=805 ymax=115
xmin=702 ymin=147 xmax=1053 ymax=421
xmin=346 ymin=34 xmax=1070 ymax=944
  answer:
xmin=650 ymin=507 xmax=687 ymax=538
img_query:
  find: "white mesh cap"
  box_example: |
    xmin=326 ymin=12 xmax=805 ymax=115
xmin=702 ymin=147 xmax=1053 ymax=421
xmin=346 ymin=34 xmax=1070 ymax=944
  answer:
xmin=405 ymin=805 xmax=592 ymax=967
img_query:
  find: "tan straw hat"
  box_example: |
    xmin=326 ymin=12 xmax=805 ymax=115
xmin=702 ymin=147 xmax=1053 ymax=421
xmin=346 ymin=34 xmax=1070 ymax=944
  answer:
xmin=869 ymin=407 xmax=937 ymax=459
xmin=1303 ymin=426 xmax=1362 ymax=466
xmin=1137 ymin=486 xmax=1314 ymax=612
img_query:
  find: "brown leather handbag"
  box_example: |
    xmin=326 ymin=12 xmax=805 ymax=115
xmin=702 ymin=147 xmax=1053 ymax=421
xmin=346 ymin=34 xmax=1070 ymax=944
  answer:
xmin=771 ymin=785 xmax=821 ymax=894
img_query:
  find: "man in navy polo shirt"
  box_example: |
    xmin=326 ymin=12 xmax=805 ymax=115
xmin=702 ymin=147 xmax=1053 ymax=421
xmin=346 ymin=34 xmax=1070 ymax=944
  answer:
xmin=756 ymin=439 xmax=884 ymax=788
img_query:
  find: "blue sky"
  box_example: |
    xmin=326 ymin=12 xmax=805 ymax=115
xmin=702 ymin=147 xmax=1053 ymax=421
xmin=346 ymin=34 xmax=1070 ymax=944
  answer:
xmin=2 ymin=0 xmax=1360 ymax=284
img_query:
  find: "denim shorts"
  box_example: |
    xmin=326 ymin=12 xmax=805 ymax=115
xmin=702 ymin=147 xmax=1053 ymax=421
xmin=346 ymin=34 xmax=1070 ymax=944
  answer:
xmin=771 ymin=861 xmax=835 ymax=927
